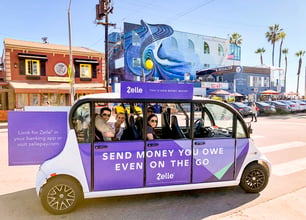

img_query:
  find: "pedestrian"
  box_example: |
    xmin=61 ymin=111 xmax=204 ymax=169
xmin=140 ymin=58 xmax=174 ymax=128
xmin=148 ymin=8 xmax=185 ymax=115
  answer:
xmin=251 ymin=102 xmax=258 ymax=122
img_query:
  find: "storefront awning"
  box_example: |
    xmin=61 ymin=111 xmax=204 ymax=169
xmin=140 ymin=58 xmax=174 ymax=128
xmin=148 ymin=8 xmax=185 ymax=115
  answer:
xmin=9 ymin=81 xmax=106 ymax=94
xmin=18 ymin=53 xmax=48 ymax=60
xmin=74 ymin=59 xmax=99 ymax=64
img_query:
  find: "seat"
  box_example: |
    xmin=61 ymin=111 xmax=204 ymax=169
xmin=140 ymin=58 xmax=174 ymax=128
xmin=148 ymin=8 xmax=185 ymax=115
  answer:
xmin=121 ymin=115 xmax=141 ymax=140
xmin=171 ymin=115 xmax=185 ymax=139
xmin=135 ymin=116 xmax=143 ymax=137
xmin=161 ymin=112 xmax=172 ymax=138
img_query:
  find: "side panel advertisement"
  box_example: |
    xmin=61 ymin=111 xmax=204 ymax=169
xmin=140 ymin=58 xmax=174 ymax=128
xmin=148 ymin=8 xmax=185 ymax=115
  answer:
xmin=8 ymin=111 xmax=68 ymax=165
xmin=94 ymin=141 xmax=145 ymax=191
xmin=145 ymin=140 xmax=192 ymax=187
xmin=192 ymin=139 xmax=235 ymax=183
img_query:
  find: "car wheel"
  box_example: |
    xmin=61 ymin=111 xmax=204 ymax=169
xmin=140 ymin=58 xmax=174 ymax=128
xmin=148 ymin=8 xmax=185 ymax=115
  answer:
xmin=239 ymin=163 xmax=269 ymax=193
xmin=39 ymin=176 xmax=83 ymax=214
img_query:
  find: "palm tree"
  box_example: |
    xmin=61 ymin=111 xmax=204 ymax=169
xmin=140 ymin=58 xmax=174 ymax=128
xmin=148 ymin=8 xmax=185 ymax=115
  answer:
xmin=265 ymin=24 xmax=283 ymax=66
xmin=229 ymin=32 xmax=243 ymax=45
xmin=295 ymin=50 xmax=305 ymax=95
xmin=255 ymin=48 xmax=266 ymax=65
xmin=282 ymin=48 xmax=288 ymax=90
xmin=278 ymin=31 xmax=286 ymax=67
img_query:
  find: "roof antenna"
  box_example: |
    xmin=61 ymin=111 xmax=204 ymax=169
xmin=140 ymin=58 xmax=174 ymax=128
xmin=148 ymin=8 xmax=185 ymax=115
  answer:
xmin=41 ymin=37 xmax=48 ymax=44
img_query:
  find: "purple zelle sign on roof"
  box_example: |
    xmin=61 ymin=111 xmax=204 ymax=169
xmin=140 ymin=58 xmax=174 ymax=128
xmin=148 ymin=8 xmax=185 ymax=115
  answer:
xmin=8 ymin=111 xmax=68 ymax=165
xmin=121 ymin=82 xmax=193 ymax=99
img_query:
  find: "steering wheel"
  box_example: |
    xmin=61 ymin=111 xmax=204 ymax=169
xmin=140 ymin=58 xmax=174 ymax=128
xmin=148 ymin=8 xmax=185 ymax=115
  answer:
xmin=194 ymin=118 xmax=204 ymax=127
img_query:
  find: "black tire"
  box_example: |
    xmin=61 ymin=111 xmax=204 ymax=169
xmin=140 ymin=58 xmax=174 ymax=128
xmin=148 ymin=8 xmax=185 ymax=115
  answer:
xmin=239 ymin=163 xmax=269 ymax=193
xmin=39 ymin=176 xmax=83 ymax=214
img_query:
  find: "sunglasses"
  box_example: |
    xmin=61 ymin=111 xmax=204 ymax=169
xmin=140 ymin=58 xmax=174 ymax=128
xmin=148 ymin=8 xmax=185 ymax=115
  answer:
xmin=147 ymin=110 xmax=153 ymax=113
xmin=150 ymin=120 xmax=158 ymax=123
xmin=102 ymin=113 xmax=111 ymax=117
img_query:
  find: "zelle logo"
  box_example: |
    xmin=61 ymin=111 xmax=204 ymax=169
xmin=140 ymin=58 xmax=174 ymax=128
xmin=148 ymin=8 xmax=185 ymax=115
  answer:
xmin=126 ymin=86 xmax=143 ymax=94
xmin=156 ymin=172 xmax=175 ymax=180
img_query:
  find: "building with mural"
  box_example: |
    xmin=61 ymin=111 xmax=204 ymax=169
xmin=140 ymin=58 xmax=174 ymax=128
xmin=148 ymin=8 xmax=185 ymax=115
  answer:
xmin=109 ymin=20 xmax=241 ymax=83
xmin=108 ymin=20 xmax=285 ymax=98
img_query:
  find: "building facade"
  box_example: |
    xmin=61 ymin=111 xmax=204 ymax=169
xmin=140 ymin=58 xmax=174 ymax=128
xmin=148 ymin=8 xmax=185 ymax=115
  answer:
xmin=197 ymin=65 xmax=285 ymax=100
xmin=1 ymin=38 xmax=106 ymax=115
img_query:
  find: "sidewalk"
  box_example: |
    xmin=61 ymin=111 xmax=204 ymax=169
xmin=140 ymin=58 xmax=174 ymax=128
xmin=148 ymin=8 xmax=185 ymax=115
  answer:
xmin=205 ymin=187 xmax=306 ymax=220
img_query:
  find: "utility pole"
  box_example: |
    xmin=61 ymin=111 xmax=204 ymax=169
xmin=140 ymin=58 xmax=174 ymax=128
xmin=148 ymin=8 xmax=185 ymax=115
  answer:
xmin=96 ymin=0 xmax=115 ymax=92
xmin=68 ymin=0 xmax=75 ymax=104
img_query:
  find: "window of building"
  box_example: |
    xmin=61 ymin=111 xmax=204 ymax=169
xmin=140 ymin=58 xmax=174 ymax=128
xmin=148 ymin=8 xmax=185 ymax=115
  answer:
xmin=18 ymin=53 xmax=47 ymax=77
xmin=204 ymin=42 xmax=210 ymax=54
xmin=216 ymin=75 xmax=223 ymax=82
xmin=188 ymin=39 xmax=195 ymax=53
xmin=264 ymin=77 xmax=269 ymax=87
xmin=218 ymin=44 xmax=224 ymax=56
xmin=30 ymin=94 xmax=40 ymax=106
xmin=25 ymin=59 xmax=40 ymax=75
xmin=203 ymin=75 xmax=215 ymax=82
xmin=132 ymin=58 xmax=141 ymax=67
xmin=169 ymin=37 xmax=178 ymax=50
xmin=80 ymin=64 xmax=92 ymax=79
xmin=17 ymin=94 xmax=28 ymax=108
xmin=248 ymin=76 xmax=254 ymax=87
xmin=74 ymin=59 xmax=98 ymax=79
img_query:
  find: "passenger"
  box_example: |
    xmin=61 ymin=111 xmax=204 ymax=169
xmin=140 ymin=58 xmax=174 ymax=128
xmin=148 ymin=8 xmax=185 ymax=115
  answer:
xmin=147 ymin=106 xmax=155 ymax=116
xmin=95 ymin=107 xmax=114 ymax=141
xmin=111 ymin=112 xmax=126 ymax=141
xmin=147 ymin=114 xmax=159 ymax=140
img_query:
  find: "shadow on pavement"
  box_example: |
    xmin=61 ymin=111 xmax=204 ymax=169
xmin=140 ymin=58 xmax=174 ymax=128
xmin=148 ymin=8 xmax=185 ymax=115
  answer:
xmin=0 ymin=186 xmax=259 ymax=220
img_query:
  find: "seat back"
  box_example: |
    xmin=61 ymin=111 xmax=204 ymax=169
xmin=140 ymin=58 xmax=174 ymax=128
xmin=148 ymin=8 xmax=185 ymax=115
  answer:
xmin=121 ymin=115 xmax=141 ymax=140
xmin=161 ymin=111 xmax=172 ymax=138
xmin=135 ymin=116 xmax=143 ymax=137
xmin=171 ymin=115 xmax=185 ymax=139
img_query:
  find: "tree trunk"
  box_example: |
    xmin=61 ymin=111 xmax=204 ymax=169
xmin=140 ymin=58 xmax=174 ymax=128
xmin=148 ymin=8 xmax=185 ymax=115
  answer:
xmin=278 ymin=40 xmax=283 ymax=67
xmin=272 ymin=42 xmax=275 ymax=66
xmin=284 ymin=56 xmax=287 ymax=91
xmin=296 ymin=58 xmax=302 ymax=94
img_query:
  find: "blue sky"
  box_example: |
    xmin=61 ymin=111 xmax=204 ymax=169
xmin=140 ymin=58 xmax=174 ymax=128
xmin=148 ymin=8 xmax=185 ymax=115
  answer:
xmin=1 ymin=0 xmax=305 ymax=94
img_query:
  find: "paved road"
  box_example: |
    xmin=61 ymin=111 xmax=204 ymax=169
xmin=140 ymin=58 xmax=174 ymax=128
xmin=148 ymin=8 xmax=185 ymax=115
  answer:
xmin=0 ymin=114 xmax=305 ymax=219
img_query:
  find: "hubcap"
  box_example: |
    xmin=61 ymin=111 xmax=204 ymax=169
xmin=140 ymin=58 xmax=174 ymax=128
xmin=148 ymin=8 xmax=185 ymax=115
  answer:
xmin=47 ymin=184 xmax=76 ymax=211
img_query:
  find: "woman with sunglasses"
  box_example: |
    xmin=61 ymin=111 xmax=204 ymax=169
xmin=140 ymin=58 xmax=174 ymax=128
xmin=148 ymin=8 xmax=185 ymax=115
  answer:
xmin=147 ymin=114 xmax=159 ymax=140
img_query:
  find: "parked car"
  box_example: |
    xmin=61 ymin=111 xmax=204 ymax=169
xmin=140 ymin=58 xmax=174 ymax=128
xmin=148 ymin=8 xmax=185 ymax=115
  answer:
xmin=229 ymin=102 xmax=252 ymax=117
xmin=246 ymin=101 xmax=276 ymax=116
xmin=278 ymin=100 xmax=298 ymax=113
xmin=290 ymin=100 xmax=306 ymax=112
xmin=265 ymin=101 xmax=291 ymax=114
